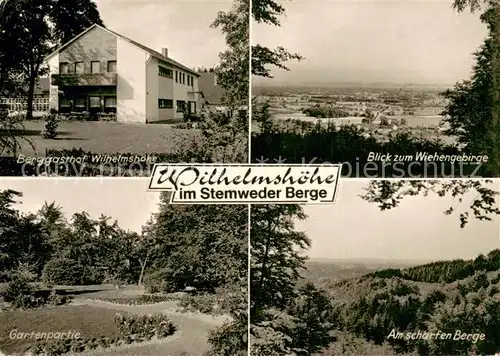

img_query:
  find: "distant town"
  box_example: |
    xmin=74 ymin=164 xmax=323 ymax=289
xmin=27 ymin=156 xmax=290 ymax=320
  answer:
xmin=252 ymin=84 xmax=457 ymax=144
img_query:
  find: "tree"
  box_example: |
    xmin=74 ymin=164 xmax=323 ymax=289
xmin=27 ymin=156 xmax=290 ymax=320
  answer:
xmin=150 ymin=194 xmax=248 ymax=291
xmin=212 ymin=0 xmax=249 ymax=108
xmin=287 ymin=282 xmax=337 ymax=356
xmin=361 ymin=180 xmax=500 ymax=228
xmin=0 ymin=190 xmax=49 ymax=279
xmin=175 ymin=0 xmax=248 ymax=163
xmin=146 ymin=195 xmax=249 ymax=355
xmin=251 ymin=0 xmax=303 ymax=78
xmin=442 ymin=1 xmax=500 ymax=176
xmin=134 ymin=217 xmax=161 ymax=286
xmin=250 ymin=204 xmax=310 ymax=320
xmin=0 ymin=0 xmax=103 ymax=120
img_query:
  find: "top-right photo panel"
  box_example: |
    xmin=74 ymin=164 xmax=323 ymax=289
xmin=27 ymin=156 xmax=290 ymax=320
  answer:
xmin=251 ymin=0 xmax=500 ymax=178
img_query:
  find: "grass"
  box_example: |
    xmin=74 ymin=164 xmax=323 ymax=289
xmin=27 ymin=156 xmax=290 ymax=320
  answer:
xmin=4 ymin=120 xmax=198 ymax=156
xmin=0 ymin=284 xmax=229 ymax=355
xmin=0 ymin=305 xmax=120 ymax=355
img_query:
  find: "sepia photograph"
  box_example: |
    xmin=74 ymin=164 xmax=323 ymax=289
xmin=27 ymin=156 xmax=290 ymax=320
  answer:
xmin=251 ymin=0 xmax=500 ymax=178
xmin=0 ymin=0 xmax=249 ymax=176
xmin=0 ymin=178 xmax=248 ymax=356
xmin=250 ymin=179 xmax=500 ymax=355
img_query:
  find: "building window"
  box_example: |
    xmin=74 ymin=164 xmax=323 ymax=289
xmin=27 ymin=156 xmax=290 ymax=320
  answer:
xmin=158 ymin=66 xmax=173 ymax=78
xmin=187 ymin=76 xmax=190 ymax=86
xmin=104 ymin=97 xmax=116 ymax=108
xmin=74 ymin=97 xmax=86 ymax=110
xmin=182 ymin=73 xmax=185 ymax=85
xmin=104 ymin=96 xmax=117 ymax=113
xmin=176 ymin=100 xmax=185 ymax=112
xmin=89 ymin=96 xmax=100 ymax=108
xmin=91 ymin=61 xmax=100 ymax=73
xmin=175 ymin=71 xmax=178 ymax=83
xmin=158 ymin=99 xmax=173 ymax=109
xmin=60 ymin=98 xmax=71 ymax=107
xmin=59 ymin=62 xmax=69 ymax=74
xmin=75 ymin=62 xmax=84 ymax=74
xmin=107 ymin=60 xmax=117 ymax=73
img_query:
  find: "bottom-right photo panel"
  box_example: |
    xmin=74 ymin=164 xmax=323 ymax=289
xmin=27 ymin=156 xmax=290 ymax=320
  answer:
xmin=250 ymin=179 xmax=500 ymax=356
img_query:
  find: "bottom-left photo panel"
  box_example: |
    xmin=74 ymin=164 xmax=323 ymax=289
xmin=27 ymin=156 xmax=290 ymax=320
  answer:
xmin=0 ymin=178 xmax=249 ymax=356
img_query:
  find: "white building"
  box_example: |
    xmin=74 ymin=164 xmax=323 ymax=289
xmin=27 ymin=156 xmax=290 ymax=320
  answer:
xmin=45 ymin=24 xmax=201 ymax=123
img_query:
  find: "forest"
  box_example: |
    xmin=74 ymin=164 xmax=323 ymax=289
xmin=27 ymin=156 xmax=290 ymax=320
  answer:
xmin=250 ymin=202 xmax=500 ymax=356
xmin=0 ymin=189 xmax=248 ymax=355
xmin=323 ymin=249 xmax=500 ymax=355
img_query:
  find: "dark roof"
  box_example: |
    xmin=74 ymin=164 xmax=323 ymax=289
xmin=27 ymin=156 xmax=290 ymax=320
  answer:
xmin=103 ymin=27 xmax=199 ymax=77
xmin=198 ymin=72 xmax=225 ymax=105
xmin=46 ymin=24 xmax=198 ymax=77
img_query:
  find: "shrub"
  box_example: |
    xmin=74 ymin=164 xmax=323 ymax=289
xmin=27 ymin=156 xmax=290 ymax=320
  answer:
xmin=391 ymin=281 xmax=419 ymax=296
xmin=143 ymin=269 xmax=178 ymax=293
xmin=3 ymin=276 xmax=42 ymax=309
xmin=46 ymin=289 xmax=70 ymax=306
xmin=179 ymin=294 xmax=220 ymax=315
xmin=207 ymin=317 xmax=248 ymax=356
xmin=115 ymin=312 xmax=176 ymax=342
xmin=91 ymin=295 xmax=175 ymax=305
xmin=42 ymin=258 xmax=84 ymax=285
xmin=31 ymin=335 xmax=121 ymax=355
xmin=41 ymin=111 xmax=59 ymax=139
xmin=82 ymin=266 xmax=106 ymax=285
xmin=32 ymin=313 xmax=176 ymax=354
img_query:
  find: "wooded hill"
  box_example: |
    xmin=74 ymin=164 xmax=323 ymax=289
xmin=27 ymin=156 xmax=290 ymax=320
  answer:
xmin=319 ymin=249 xmax=500 ymax=355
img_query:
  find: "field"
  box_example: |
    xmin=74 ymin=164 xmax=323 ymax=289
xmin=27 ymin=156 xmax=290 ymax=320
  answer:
xmin=0 ymin=284 xmax=229 ymax=356
xmin=4 ymin=120 xmax=198 ymax=156
xmin=302 ymin=259 xmax=421 ymax=287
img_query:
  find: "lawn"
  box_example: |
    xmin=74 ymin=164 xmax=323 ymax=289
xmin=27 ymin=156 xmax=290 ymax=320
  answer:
xmin=0 ymin=284 xmax=227 ymax=356
xmin=7 ymin=120 xmax=198 ymax=156
xmin=0 ymin=305 xmax=120 ymax=355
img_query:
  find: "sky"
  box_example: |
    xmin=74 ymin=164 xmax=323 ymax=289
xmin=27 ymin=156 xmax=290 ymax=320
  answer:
xmin=94 ymin=0 xmax=232 ymax=70
xmin=0 ymin=178 xmax=159 ymax=233
xmin=252 ymin=0 xmax=490 ymax=86
xmin=297 ymin=179 xmax=500 ymax=262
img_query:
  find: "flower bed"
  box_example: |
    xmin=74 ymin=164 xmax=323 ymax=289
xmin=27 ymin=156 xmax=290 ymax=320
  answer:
xmin=29 ymin=311 xmax=176 ymax=355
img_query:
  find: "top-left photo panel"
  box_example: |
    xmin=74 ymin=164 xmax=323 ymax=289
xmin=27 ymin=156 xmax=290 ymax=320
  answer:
xmin=0 ymin=0 xmax=249 ymax=176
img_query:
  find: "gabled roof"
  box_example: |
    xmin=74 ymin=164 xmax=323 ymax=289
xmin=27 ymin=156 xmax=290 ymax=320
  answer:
xmin=46 ymin=24 xmax=199 ymax=76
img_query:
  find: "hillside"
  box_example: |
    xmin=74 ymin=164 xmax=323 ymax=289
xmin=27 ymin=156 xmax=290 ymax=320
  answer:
xmin=306 ymin=249 xmax=500 ymax=355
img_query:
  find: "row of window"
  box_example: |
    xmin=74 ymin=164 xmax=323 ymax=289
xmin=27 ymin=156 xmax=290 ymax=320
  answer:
xmin=60 ymin=96 xmax=117 ymax=109
xmin=0 ymin=101 xmax=49 ymax=112
xmin=158 ymin=99 xmax=186 ymax=112
xmin=176 ymin=71 xmax=194 ymax=87
xmin=158 ymin=99 xmax=173 ymax=109
xmin=158 ymin=66 xmax=173 ymax=78
xmin=158 ymin=66 xmax=194 ymax=87
xmin=1 ymin=97 xmax=48 ymax=104
xmin=60 ymin=60 xmax=117 ymax=74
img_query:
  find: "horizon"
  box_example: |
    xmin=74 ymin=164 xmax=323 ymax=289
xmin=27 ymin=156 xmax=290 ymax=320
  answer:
xmin=306 ymin=250 xmax=498 ymax=265
xmin=253 ymin=81 xmax=455 ymax=90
